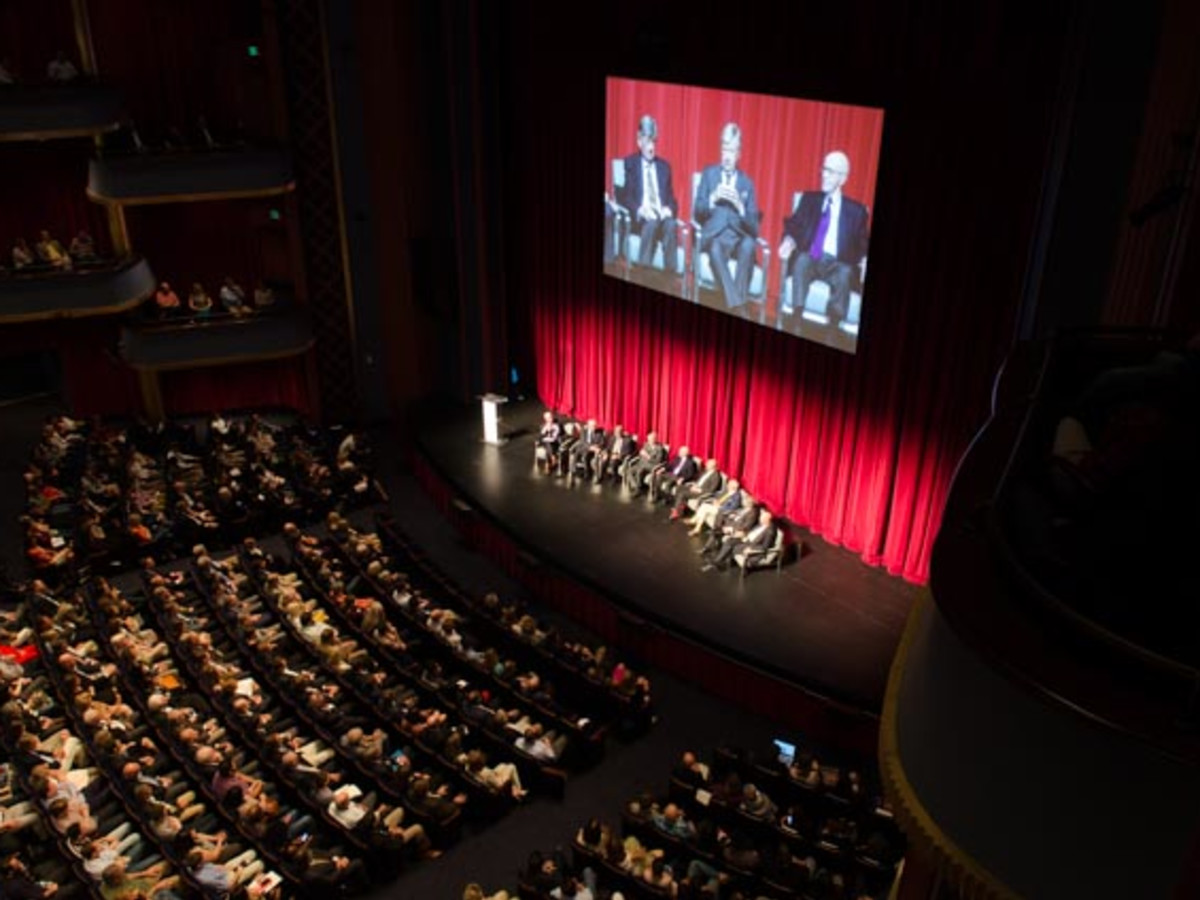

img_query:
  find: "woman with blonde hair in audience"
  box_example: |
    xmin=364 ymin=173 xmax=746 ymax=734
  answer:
xmin=188 ymin=282 xmax=213 ymax=316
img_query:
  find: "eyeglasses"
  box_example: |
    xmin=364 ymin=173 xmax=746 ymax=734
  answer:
xmin=822 ymin=167 xmax=848 ymax=176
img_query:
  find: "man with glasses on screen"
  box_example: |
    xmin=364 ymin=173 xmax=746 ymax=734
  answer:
xmin=779 ymin=151 xmax=870 ymax=331
xmin=616 ymin=115 xmax=680 ymax=277
xmin=694 ymin=122 xmax=760 ymax=312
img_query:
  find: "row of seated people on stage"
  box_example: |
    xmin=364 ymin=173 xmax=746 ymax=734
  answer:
xmin=149 ymin=278 xmax=277 ymax=320
xmin=6 ymin=230 xmax=104 ymax=276
xmin=536 ymin=410 xmax=783 ymax=574
xmin=23 ymin=413 xmax=376 ymax=582
xmin=0 ymin=51 xmax=81 ymax=86
xmin=513 ymin=744 xmax=901 ymax=900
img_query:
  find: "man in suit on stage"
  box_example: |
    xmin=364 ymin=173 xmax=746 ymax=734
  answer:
xmin=616 ymin=115 xmax=680 ymax=274
xmin=694 ymin=122 xmax=760 ymax=311
xmin=596 ymin=425 xmax=636 ymax=484
xmin=779 ymin=150 xmax=869 ymax=330
xmin=625 ymin=431 xmax=667 ymax=495
xmin=649 ymin=445 xmax=699 ymax=503
xmin=703 ymin=509 xmax=778 ymax=571
xmin=700 ymin=499 xmax=759 ymax=556
xmin=670 ymin=458 xmax=722 ymax=520
xmin=568 ymin=418 xmax=606 ymax=480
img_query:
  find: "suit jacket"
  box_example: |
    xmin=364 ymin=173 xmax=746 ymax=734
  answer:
xmin=745 ymin=522 xmax=779 ymax=550
xmin=665 ymin=455 xmax=699 ymax=481
xmin=728 ymin=504 xmax=759 ymax=533
xmin=717 ymin=488 xmax=744 ymax=512
xmin=783 ymin=191 xmax=869 ymax=267
xmin=579 ymin=425 xmax=605 ymax=448
xmin=639 ymin=441 xmax=667 ymax=466
xmin=690 ymin=468 xmax=723 ymax=495
xmin=617 ymin=154 xmax=679 ymax=220
xmin=694 ymin=165 xmax=760 ymax=245
xmin=606 ymin=433 xmax=636 ymax=458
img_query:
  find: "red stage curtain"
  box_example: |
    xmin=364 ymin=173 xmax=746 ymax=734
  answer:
xmin=605 ymin=80 xmax=885 ymax=307
xmin=0 ymin=142 xmax=112 ymax=257
xmin=124 ymin=200 xmax=272 ymax=298
xmin=159 ymin=355 xmax=312 ymax=418
xmin=87 ymin=0 xmax=270 ymax=139
xmin=0 ymin=0 xmax=76 ymax=84
xmin=514 ymin=24 xmax=1064 ymax=584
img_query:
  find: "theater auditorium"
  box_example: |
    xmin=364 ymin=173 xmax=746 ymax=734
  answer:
xmin=1 ymin=1 xmax=1198 ymax=899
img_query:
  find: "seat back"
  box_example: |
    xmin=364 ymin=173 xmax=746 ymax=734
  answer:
xmin=611 ymin=158 xmax=625 ymax=191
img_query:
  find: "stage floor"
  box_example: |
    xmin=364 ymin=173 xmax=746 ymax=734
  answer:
xmin=416 ymin=400 xmax=918 ymax=714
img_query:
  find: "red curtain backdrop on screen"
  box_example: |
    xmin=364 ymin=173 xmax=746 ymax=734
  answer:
xmin=522 ymin=81 xmax=1053 ymax=584
xmin=605 ymin=79 xmax=884 ymax=306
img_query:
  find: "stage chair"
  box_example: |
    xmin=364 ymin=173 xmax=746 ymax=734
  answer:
xmin=689 ymin=171 xmax=769 ymax=318
xmin=776 ymin=191 xmax=866 ymax=336
xmin=734 ymin=529 xmax=790 ymax=578
xmin=609 ymin=159 xmax=690 ymax=295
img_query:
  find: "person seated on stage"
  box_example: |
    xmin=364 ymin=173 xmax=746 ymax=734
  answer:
xmin=11 ymin=237 xmax=34 ymax=269
xmin=46 ymin=50 xmax=79 ymax=83
xmin=567 ymin=418 xmax=605 ymax=479
xmin=35 ymin=230 xmax=71 ymax=270
xmin=702 ymin=509 xmax=777 ymax=572
xmin=648 ymin=445 xmax=698 ymax=503
xmin=554 ymin=420 xmax=581 ymax=475
xmin=253 ymin=280 xmax=276 ymax=310
xmin=669 ymin=457 xmax=722 ymax=520
xmin=154 ymin=281 xmax=181 ymax=316
xmin=595 ymin=424 xmax=636 ymax=484
xmin=691 ymin=480 xmax=747 ymax=536
xmin=218 ymin=276 xmax=249 ymax=315
xmin=699 ymin=499 xmax=759 ymax=556
xmin=534 ymin=411 xmax=561 ymax=473
xmin=69 ymin=230 xmax=97 ymax=263
xmin=624 ymin=430 xmax=667 ymax=495
xmin=188 ymin=282 xmax=213 ymax=316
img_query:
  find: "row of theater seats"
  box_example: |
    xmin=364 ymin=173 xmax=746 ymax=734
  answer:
xmin=23 ymin=414 xmax=377 ymax=584
xmin=5 ymin=410 xmax=658 ymax=898
xmin=6 ymin=231 xmax=106 ymax=278
xmin=512 ymin=743 xmax=902 ymax=900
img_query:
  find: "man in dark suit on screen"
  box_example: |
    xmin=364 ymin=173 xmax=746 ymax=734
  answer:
xmin=779 ymin=150 xmax=869 ymax=330
xmin=616 ymin=115 xmax=680 ymax=273
xmin=694 ymin=122 xmax=760 ymax=311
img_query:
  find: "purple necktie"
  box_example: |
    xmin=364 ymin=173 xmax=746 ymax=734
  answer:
xmin=809 ymin=194 xmax=832 ymax=260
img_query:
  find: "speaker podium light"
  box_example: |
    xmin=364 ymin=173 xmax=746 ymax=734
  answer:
xmin=479 ymin=393 xmax=508 ymax=445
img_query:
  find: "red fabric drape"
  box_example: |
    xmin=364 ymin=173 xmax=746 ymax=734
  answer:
xmin=87 ymin=0 xmax=271 ymax=139
xmin=159 ymin=355 xmax=312 ymax=418
xmin=0 ymin=142 xmax=112 ymax=257
xmin=124 ymin=200 xmax=272 ymax=298
xmin=512 ymin=6 xmax=1066 ymax=583
xmin=605 ymin=78 xmax=884 ymax=308
xmin=0 ymin=0 xmax=76 ymax=84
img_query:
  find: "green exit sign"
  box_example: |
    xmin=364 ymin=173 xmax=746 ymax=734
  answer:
xmin=247 ymin=44 xmax=260 ymax=58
